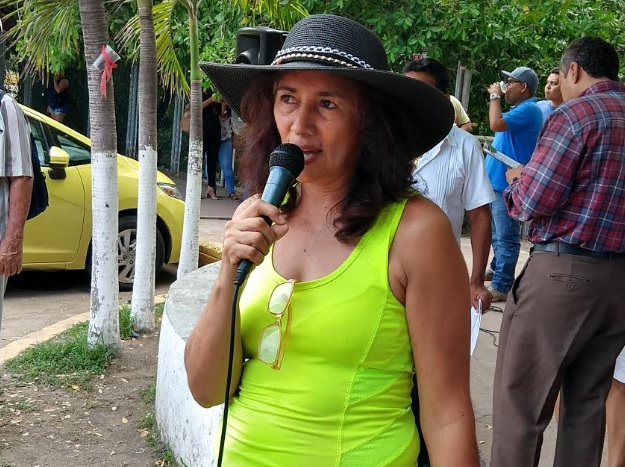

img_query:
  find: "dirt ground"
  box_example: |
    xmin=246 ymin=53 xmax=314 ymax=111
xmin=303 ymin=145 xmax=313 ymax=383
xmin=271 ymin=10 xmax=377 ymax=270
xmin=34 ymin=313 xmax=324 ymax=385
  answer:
xmin=0 ymin=329 xmax=164 ymax=467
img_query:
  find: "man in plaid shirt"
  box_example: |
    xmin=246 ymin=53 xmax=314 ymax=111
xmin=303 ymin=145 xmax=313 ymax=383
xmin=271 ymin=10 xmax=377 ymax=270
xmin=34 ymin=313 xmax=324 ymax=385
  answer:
xmin=490 ymin=37 xmax=625 ymax=466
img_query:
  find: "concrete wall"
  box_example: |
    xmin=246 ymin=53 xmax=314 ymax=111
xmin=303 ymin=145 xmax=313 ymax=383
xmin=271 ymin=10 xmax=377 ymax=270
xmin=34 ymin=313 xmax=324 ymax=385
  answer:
xmin=155 ymin=262 xmax=223 ymax=467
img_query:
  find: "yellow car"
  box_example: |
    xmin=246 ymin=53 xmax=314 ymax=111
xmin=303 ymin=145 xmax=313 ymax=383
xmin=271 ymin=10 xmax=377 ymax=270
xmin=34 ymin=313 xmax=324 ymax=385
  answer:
xmin=20 ymin=105 xmax=185 ymax=290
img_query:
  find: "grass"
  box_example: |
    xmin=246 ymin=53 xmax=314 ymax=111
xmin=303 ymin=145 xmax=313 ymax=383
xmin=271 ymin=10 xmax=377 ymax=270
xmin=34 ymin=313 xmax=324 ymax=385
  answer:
xmin=139 ymin=383 xmax=156 ymax=405
xmin=140 ymin=383 xmax=181 ymax=466
xmin=0 ymin=400 xmax=40 ymax=418
xmin=119 ymin=303 xmax=135 ymax=340
xmin=3 ymin=302 xmax=163 ymax=389
xmin=4 ymin=322 xmax=117 ymax=388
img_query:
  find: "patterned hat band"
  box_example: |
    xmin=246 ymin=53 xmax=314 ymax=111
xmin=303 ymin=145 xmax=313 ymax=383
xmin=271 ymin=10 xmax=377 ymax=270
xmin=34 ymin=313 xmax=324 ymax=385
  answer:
xmin=271 ymin=46 xmax=372 ymax=69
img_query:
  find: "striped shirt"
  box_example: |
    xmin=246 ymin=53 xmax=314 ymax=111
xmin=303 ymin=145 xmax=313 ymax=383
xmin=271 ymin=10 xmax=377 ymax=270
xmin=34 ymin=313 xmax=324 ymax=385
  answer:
xmin=0 ymin=93 xmax=33 ymax=241
xmin=413 ymin=125 xmax=495 ymax=242
xmin=504 ymin=80 xmax=625 ymax=253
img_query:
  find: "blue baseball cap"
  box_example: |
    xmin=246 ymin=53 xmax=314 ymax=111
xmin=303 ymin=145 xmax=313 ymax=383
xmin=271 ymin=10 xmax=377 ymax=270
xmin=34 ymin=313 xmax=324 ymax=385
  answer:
xmin=501 ymin=66 xmax=539 ymax=94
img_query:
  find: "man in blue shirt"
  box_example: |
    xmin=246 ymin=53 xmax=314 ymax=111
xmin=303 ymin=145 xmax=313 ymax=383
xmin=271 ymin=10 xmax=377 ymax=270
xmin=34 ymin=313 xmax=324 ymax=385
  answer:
xmin=536 ymin=68 xmax=563 ymax=123
xmin=484 ymin=66 xmax=543 ymax=301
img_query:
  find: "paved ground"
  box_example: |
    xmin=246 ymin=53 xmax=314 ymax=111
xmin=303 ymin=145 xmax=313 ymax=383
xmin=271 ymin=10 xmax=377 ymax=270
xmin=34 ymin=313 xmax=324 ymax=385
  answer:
xmin=1 ymin=171 xmax=610 ymax=465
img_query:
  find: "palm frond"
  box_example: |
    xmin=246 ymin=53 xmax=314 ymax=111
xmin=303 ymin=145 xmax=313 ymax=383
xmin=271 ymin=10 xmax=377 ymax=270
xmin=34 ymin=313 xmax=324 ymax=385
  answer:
xmin=116 ymin=0 xmax=189 ymax=96
xmin=3 ymin=0 xmax=81 ymax=75
xmin=238 ymin=0 xmax=307 ymax=30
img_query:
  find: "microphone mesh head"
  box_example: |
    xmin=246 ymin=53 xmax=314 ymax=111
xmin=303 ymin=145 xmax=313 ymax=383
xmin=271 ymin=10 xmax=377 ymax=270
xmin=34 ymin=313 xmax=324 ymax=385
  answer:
xmin=269 ymin=143 xmax=305 ymax=178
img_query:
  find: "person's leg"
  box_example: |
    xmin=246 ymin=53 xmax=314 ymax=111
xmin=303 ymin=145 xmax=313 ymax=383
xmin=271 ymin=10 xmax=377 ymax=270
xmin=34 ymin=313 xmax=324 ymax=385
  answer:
xmin=489 ymin=199 xmax=498 ymax=273
xmin=206 ymin=141 xmax=219 ymax=199
xmin=489 ymin=191 xmax=520 ymax=294
xmin=607 ymin=349 xmax=625 ymax=467
xmin=218 ymin=138 xmax=235 ymax=196
xmin=491 ymin=252 xmax=606 ymax=466
xmin=555 ymin=334 xmax=625 ymax=466
xmin=50 ymin=112 xmax=65 ymax=123
xmin=554 ymin=254 xmax=625 ymax=467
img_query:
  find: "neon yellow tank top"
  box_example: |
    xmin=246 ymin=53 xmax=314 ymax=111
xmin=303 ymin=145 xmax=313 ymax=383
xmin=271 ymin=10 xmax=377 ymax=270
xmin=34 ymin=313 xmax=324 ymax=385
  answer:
xmin=223 ymin=199 xmax=418 ymax=466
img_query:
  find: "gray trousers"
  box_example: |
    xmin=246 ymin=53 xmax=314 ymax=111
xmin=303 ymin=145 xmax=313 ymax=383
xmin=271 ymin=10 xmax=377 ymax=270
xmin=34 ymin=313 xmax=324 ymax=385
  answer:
xmin=491 ymin=251 xmax=625 ymax=467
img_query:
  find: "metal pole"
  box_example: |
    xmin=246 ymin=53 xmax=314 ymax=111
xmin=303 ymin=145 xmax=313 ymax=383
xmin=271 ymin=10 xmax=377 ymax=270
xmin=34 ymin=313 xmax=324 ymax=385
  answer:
xmin=0 ymin=32 xmax=6 ymax=91
xmin=454 ymin=61 xmax=463 ymax=99
xmin=461 ymin=68 xmax=472 ymax=111
xmin=170 ymin=94 xmax=184 ymax=174
xmin=125 ymin=64 xmax=139 ymax=159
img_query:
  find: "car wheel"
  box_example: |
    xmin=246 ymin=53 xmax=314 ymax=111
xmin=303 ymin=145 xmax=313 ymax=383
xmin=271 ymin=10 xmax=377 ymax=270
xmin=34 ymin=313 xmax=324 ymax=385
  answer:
xmin=87 ymin=216 xmax=166 ymax=292
xmin=118 ymin=215 xmax=166 ymax=291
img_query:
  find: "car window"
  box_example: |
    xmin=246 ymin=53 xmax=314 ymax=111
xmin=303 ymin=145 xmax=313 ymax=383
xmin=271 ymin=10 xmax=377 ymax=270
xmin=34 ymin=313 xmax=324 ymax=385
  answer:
xmin=47 ymin=126 xmax=92 ymax=166
xmin=27 ymin=118 xmax=48 ymax=166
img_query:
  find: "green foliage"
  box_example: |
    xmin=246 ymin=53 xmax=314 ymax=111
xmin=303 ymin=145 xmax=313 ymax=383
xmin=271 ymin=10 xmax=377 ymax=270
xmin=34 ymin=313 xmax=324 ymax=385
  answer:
xmin=3 ymin=0 xmax=82 ymax=74
xmin=119 ymin=303 xmax=136 ymax=340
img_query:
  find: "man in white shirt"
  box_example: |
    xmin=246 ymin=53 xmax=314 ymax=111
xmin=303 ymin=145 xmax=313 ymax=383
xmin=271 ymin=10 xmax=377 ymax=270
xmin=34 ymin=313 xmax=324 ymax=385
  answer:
xmin=405 ymin=58 xmax=496 ymax=310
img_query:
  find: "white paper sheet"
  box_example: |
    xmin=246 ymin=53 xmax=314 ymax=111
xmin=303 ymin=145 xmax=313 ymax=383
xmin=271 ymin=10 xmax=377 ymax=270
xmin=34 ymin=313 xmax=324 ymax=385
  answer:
xmin=470 ymin=299 xmax=482 ymax=355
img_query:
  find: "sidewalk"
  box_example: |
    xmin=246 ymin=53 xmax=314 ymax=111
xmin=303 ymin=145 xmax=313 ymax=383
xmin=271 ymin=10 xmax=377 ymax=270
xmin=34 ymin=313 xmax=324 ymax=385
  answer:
xmin=166 ymin=172 xmax=242 ymax=219
xmin=166 ymin=172 xmax=243 ymax=243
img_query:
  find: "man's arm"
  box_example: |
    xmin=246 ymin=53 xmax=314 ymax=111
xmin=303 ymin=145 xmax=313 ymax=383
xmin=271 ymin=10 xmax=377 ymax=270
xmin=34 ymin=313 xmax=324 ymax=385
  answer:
xmin=487 ymin=82 xmax=507 ymax=132
xmin=53 ymin=76 xmax=69 ymax=94
xmin=504 ymin=110 xmax=580 ymax=221
xmin=450 ymin=95 xmax=473 ymax=132
xmin=0 ymin=176 xmax=32 ymax=276
xmin=459 ymin=121 xmax=473 ymax=132
xmin=467 ymin=205 xmax=492 ymax=310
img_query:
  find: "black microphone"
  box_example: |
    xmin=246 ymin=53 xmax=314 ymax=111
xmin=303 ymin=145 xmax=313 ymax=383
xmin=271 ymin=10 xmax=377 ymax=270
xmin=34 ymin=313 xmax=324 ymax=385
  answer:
xmin=234 ymin=143 xmax=305 ymax=285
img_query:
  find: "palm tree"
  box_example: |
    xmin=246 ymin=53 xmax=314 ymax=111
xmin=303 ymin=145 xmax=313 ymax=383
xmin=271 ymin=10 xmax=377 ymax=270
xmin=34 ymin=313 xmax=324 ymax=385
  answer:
xmin=130 ymin=0 xmax=158 ymax=332
xmin=175 ymin=0 xmax=203 ymax=278
xmin=77 ymin=0 xmax=121 ymax=348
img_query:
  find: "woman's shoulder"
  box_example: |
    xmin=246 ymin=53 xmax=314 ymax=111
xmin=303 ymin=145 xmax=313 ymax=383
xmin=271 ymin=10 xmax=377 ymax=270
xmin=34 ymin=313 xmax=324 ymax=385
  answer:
xmin=394 ymin=194 xmax=457 ymax=255
xmin=400 ymin=194 xmax=452 ymax=235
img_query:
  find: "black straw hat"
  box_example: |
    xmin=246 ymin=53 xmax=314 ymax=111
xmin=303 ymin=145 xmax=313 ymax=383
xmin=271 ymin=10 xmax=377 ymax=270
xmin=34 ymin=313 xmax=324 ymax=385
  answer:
xmin=200 ymin=14 xmax=454 ymax=154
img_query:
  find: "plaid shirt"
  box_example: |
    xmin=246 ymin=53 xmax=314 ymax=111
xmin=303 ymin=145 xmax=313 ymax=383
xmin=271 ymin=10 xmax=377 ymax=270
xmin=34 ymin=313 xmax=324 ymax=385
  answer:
xmin=504 ymin=80 xmax=625 ymax=253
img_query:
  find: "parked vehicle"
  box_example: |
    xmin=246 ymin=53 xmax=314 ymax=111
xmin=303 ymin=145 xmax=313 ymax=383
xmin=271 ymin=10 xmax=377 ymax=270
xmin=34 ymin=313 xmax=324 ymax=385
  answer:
xmin=20 ymin=105 xmax=184 ymax=290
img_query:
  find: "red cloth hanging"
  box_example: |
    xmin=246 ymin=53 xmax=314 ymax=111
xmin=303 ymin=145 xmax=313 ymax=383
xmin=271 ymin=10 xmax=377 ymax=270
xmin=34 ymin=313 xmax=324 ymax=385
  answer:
xmin=99 ymin=45 xmax=118 ymax=98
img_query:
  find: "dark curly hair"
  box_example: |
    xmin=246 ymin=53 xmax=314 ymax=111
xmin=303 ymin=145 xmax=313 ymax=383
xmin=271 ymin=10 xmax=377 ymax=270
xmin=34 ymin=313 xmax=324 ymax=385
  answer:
xmin=237 ymin=73 xmax=421 ymax=243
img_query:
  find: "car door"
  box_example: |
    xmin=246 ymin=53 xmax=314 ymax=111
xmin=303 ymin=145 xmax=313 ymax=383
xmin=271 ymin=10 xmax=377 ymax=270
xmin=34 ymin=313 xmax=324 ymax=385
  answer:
xmin=22 ymin=117 xmax=87 ymax=267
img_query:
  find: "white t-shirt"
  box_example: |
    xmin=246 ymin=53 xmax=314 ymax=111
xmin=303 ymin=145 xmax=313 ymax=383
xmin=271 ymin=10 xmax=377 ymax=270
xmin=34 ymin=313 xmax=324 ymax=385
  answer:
xmin=412 ymin=125 xmax=495 ymax=242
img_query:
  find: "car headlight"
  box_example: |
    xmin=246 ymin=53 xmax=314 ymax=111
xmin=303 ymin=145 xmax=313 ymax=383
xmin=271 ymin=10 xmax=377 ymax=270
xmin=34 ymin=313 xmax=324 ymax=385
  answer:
xmin=157 ymin=182 xmax=183 ymax=200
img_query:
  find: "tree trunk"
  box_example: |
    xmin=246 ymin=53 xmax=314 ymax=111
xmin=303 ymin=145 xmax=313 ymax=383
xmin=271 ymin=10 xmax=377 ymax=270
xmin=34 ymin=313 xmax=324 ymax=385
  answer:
xmin=131 ymin=0 xmax=157 ymax=332
xmin=177 ymin=6 xmax=203 ymax=278
xmin=77 ymin=0 xmax=120 ymax=349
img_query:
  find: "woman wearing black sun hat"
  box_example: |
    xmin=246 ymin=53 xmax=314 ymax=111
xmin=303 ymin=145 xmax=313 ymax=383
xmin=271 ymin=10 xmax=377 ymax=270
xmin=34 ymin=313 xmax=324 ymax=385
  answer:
xmin=185 ymin=14 xmax=479 ymax=466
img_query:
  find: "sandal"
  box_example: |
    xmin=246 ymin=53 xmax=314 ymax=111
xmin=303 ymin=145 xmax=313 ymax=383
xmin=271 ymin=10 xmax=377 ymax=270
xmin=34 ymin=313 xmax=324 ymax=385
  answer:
xmin=206 ymin=187 xmax=218 ymax=200
xmin=229 ymin=193 xmax=240 ymax=200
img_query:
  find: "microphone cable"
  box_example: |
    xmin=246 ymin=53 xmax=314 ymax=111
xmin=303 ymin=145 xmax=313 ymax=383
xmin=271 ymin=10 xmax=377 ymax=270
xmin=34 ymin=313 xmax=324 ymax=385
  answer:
xmin=215 ymin=143 xmax=304 ymax=466
xmin=216 ymin=281 xmax=243 ymax=467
